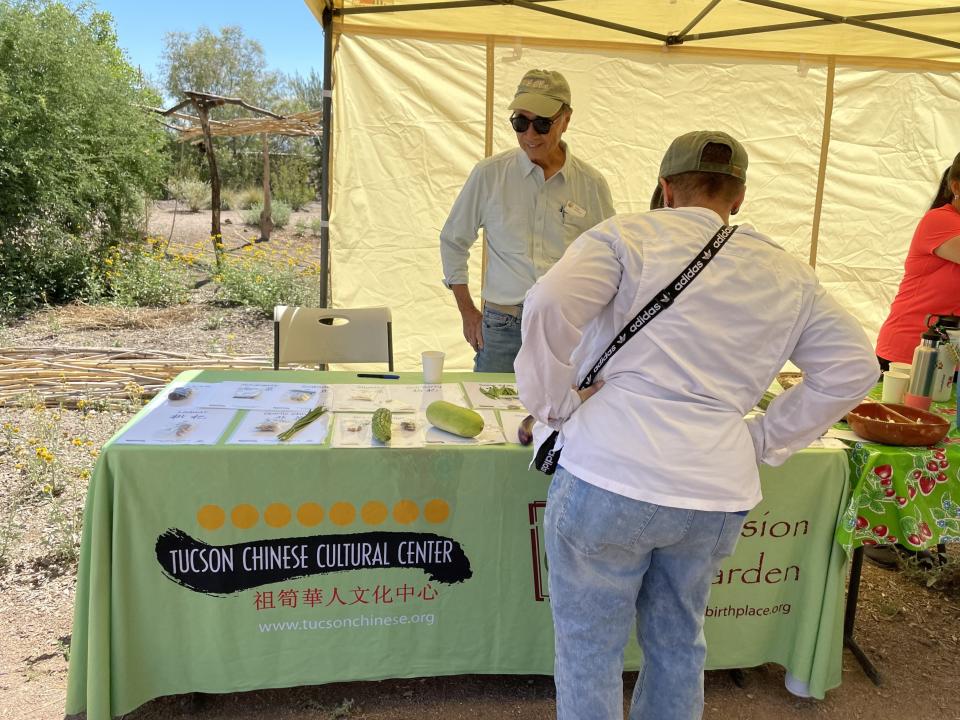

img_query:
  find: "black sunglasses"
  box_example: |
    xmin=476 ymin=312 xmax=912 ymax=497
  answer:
xmin=509 ymin=110 xmax=563 ymax=134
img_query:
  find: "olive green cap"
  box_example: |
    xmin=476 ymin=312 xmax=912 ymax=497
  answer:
xmin=508 ymin=69 xmax=571 ymax=117
xmin=659 ymin=130 xmax=748 ymax=182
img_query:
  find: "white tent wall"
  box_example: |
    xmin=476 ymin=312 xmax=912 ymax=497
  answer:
xmin=332 ymin=33 xmax=959 ymax=371
xmin=331 ymin=36 xmax=488 ymax=370
xmin=817 ymin=67 xmax=960 ymax=337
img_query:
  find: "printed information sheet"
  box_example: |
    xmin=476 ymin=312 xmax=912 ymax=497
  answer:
xmin=204 ymin=382 xmax=328 ymax=410
xmin=498 ymin=410 xmax=531 ymax=445
xmin=115 ymin=408 xmax=236 ymax=445
xmin=227 ymin=409 xmax=330 ymax=445
xmin=388 ymin=383 xmax=469 ymax=412
xmin=329 ymin=385 xmax=415 ymax=413
xmin=462 ymin=382 xmax=525 ymax=411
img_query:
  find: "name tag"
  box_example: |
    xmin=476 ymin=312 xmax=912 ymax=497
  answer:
xmin=563 ymin=200 xmax=587 ymax=219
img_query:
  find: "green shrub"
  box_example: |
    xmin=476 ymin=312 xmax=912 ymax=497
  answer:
xmin=0 ymin=2 xmax=167 ymax=315
xmin=243 ymin=201 xmax=291 ymax=228
xmin=0 ymin=2 xmax=167 ymax=238
xmin=168 ymin=178 xmax=211 ymax=212
xmin=106 ymin=243 xmax=190 ymax=307
xmin=215 ymin=246 xmax=320 ymax=315
xmin=273 ymin=156 xmax=315 ymax=210
xmin=220 ymin=188 xmax=242 ymax=211
xmin=0 ymin=223 xmax=101 ymax=318
xmin=222 ymin=186 xmax=261 ymax=210
xmin=902 ymin=550 xmax=960 ymax=600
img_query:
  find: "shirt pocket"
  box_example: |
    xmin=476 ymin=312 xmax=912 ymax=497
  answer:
xmin=487 ymin=199 xmax=531 ymax=256
xmin=544 ymin=214 xmax=590 ymax=261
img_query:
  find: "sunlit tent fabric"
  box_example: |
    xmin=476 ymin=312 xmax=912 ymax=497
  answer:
xmin=304 ymin=1 xmax=960 ymax=371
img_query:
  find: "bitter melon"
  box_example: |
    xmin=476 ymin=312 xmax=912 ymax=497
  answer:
xmin=372 ymin=407 xmax=392 ymax=442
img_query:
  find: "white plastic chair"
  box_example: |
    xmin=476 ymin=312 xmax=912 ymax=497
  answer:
xmin=273 ymin=305 xmax=394 ymax=371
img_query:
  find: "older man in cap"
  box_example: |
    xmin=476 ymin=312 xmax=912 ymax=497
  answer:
xmin=440 ymin=69 xmax=614 ymax=372
xmin=515 ymin=130 xmax=878 ymax=719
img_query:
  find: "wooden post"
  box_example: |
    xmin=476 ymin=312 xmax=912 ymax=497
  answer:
xmin=193 ymin=99 xmax=223 ymax=269
xmin=260 ymin=133 xmax=273 ymax=241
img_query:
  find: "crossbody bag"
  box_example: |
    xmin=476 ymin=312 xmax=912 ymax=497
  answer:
xmin=533 ymin=223 xmax=738 ymax=475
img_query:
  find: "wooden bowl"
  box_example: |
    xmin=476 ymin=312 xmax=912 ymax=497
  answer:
xmin=846 ymin=402 xmax=949 ymax=446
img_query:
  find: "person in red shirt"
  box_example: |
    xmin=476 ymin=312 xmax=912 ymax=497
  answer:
xmin=875 ymin=153 xmax=960 ymax=367
xmin=869 ymin=153 xmax=960 ymax=570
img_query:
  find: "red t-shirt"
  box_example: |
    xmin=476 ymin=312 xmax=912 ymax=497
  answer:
xmin=876 ymin=203 xmax=960 ymax=363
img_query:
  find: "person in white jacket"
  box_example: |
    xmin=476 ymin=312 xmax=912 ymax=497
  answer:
xmin=515 ymin=130 xmax=879 ymax=720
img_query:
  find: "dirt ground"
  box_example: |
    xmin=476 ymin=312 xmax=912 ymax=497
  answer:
xmin=0 ymin=201 xmax=959 ymax=720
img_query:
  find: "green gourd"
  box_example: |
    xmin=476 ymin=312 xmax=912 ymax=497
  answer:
xmin=372 ymin=407 xmax=392 ymax=442
xmin=426 ymin=401 xmax=484 ymax=438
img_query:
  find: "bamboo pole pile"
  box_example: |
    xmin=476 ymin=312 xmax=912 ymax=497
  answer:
xmin=0 ymin=347 xmax=271 ymax=409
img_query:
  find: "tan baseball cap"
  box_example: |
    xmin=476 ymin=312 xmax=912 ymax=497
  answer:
xmin=659 ymin=130 xmax=748 ymax=182
xmin=508 ymin=69 xmax=571 ymax=117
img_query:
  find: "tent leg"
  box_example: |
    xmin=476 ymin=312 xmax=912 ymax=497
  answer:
xmin=319 ymin=2 xmax=334 ymax=308
xmin=844 ymin=546 xmax=882 ymax=686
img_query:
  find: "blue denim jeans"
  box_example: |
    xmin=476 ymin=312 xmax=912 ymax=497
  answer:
xmin=545 ymin=467 xmax=747 ymax=720
xmin=474 ymin=306 xmax=522 ymax=373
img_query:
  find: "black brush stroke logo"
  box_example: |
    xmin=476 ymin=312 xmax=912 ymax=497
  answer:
xmin=156 ymin=528 xmax=472 ymax=596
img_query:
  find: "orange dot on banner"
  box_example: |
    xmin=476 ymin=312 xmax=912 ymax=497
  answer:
xmin=297 ymin=502 xmax=324 ymax=526
xmin=231 ymin=504 xmax=259 ymax=529
xmin=361 ymin=501 xmax=388 ymax=525
xmin=424 ymin=499 xmax=450 ymax=524
xmin=264 ymin=503 xmax=292 ymax=528
xmin=197 ymin=504 xmax=225 ymax=530
xmin=393 ymin=499 xmax=419 ymax=524
xmin=329 ymin=502 xmax=356 ymax=526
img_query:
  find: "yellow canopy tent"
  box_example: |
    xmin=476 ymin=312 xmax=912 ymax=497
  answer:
xmin=303 ymin=0 xmax=960 ymax=370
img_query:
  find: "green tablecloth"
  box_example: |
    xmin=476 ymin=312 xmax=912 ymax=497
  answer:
xmin=837 ymin=390 xmax=959 ymax=553
xmin=66 ymin=370 xmax=852 ymax=719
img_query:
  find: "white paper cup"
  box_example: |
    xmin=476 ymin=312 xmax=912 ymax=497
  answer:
xmin=421 ymin=351 xmax=445 ymax=384
xmin=888 ymin=361 xmax=912 ymax=375
xmin=881 ymin=371 xmax=909 ymax=404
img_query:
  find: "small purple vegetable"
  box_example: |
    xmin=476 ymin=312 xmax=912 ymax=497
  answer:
xmin=518 ymin=414 xmax=535 ymax=445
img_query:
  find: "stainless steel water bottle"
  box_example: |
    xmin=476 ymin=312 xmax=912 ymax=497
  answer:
xmin=926 ymin=314 xmax=960 ymax=403
xmin=904 ymin=329 xmax=941 ymax=410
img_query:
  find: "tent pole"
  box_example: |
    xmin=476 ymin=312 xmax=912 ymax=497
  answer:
xmin=809 ymin=57 xmax=835 ymax=270
xmin=676 ymin=0 xmax=722 ymax=40
xmin=319 ymin=1 xmax=333 ymax=308
xmin=740 ymin=0 xmax=960 ymax=52
xmin=683 ymin=7 xmax=960 ymax=44
xmin=479 ymin=38 xmax=495 ymax=303
xmin=506 ymin=0 xmax=666 ymax=42
xmin=339 ymin=0 xmax=560 ymax=15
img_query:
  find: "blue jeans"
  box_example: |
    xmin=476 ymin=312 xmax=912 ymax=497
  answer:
xmin=545 ymin=467 xmax=747 ymax=720
xmin=474 ymin=306 xmax=522 ymax=373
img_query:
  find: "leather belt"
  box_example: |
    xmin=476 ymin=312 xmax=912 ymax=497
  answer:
xmin=484 ymin=301 xmax=523 ymax=318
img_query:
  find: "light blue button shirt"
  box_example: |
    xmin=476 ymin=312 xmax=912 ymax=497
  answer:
xmin=440 ymin=144 xmax=614 ymax=305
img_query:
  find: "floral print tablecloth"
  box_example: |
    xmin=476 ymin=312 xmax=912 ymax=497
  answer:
xmin=837 ymin=395 xmax=959 ymax=554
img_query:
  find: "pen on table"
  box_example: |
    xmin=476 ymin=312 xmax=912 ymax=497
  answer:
xmin=356 ymin=373 xmax=400 ymax=379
